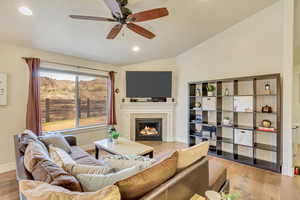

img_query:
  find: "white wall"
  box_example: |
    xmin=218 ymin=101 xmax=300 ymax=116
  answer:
xmin=0 ymin=43 xmax=120 ymax=173
xmin=293 ymin=65 xmax=300 ymax=144
xmin=175 ymin=1 xmax=294 ymax=175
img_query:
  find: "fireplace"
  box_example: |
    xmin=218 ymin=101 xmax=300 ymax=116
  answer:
xmin=135 ymin=118 xmax=162 ymax=141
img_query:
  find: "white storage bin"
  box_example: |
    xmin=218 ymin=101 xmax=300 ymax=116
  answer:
xmin=234 ymin=129 xmax=253 ymax=146
xmin=238 ymin=146 xmax=253 ymax=158
xmin=202 ymin=97 xmax=216 ymax=111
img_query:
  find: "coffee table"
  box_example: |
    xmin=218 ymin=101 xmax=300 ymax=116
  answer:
xmin=94 ymin=137 xmax=154 ymax=159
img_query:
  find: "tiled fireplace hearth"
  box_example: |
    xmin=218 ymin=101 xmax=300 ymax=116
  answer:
xmin=119 ymin=102 xmax=176 ymax=142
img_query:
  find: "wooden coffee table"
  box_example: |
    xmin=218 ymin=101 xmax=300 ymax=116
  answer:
xmin=94 ymin=137 xmax=154 ymax=159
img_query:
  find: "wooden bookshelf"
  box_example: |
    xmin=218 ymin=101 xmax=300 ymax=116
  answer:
xmin=188 ymin=74 xmax=281 ymax=172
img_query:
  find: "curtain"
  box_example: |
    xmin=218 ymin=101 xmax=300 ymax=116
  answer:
xmin=23 ymin=58 xmax=42 ymax=135
xmin=108 ymin=71 xmax=117 ymax=125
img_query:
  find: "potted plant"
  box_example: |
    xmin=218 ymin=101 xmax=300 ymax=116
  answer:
xmin=223 ymin=117 xmax=231 ymax=126
xmin=207 ymin=84 xmax=215 ymax=96
xmin=111 ymin=131 xmax=120 ymax=144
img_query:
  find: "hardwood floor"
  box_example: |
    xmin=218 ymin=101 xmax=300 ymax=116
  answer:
xmin=2 ymin=141 xmax=300 ymax=200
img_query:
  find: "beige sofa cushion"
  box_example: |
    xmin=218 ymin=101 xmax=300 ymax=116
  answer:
xmin=40 ymin=133 xmax=72 ymax=154
xmin=176 ymin=142 xmax=209 ymax=172
xmin=24 ymin=141 xmax=51 ymax=173
xmin=19 ymin=180 xmax=121 ymax=200
xmin=116 ymin=151 xmax=178 ymax=200
xmin=49 ymin=145 xmax=76 ymax=169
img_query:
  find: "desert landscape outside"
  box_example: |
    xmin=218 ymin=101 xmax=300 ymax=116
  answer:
xmin=40 ymin=70 xmax=108 ymax=132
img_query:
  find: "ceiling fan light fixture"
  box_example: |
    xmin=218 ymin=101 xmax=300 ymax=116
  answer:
xmin=18 ymin=6 xmax=33 ymax=16
xmin=132 ymin=46 xmax=140 ymax=52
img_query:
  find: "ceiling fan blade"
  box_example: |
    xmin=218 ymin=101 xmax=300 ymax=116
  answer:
xmin=70 ymin=15 xmax=116 ymax=22
xmin=107 ymin=24 xmax=123 ymax=39
xmin=103 ymin=0 xmax=123 ymax=18
xmin=128 ymin=8 xmax=169 ymax=22
xmin=127 ymin=23 xmax=155 ymax=39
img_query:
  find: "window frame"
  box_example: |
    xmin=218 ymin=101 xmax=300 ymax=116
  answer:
xmin=39 ymin=67 xmax=109 ymax=133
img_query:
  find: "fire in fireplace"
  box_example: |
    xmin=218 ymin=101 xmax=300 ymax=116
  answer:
xmin=135 ymin=118 xmax=162 ymax=141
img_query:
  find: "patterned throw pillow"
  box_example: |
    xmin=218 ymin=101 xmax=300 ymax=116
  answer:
xmin=49 ymin=145 xmax=76 ymax=169
xmin=19 ymin=180 xmax=121 ymax=200
xmin=76 ymin=166 xmax=140 ymax=192
xmin=103 ymin=155 xmax=156 ymax=171
xmin=64 ymin=163 xmax=114 ymax=176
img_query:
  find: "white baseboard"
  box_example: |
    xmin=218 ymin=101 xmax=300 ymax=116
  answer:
xmin=175 ymin=136 xmax=187 ymax=144
xmin=282 ymin=165 xmax=294 ymax=177
xmin=0 ymin=162 xmax=16 ymax=174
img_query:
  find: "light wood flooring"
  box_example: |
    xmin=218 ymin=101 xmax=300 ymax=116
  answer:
xmin=1 ymin=141 xmax=300 ymax=200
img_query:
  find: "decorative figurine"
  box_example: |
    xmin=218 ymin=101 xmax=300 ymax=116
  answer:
xmin=262 ymin=120 xmax=272 ymax=128
xmin=224 ymin=88 xmax=230 ymax=96
xmin=196 ymin=88 xmax=202 ymax=96
xmin=262 ymin=105 xmax=273 ymax=113
xmin=264 ymin=82 xmax=271 ymax=95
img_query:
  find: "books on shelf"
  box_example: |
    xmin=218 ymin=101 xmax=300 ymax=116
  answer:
xmin=257 ymin=127 xmax=275 ymax=132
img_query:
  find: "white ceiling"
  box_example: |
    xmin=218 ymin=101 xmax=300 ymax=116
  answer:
xmin=0 ymin=0 xmax=278 ymax=65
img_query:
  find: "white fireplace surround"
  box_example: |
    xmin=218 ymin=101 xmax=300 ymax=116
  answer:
xmin=119 ymin=102 xmax=176 ymax=142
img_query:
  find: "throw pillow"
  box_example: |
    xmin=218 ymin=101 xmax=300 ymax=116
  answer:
xmin=176 ymin=141 xmax=209 ymax=172
xmin=76 ymin=166 xmax=140 ymax=192
xmin=19 ymin=180 xmax=121 ymax=200
xmin=49 ymin=145 xmax=76 ymax=169
xmin=32 ymin=159 xmax=82 ymax=192
xmin=104 ymin=154 xmax=156 ymax=171
xmin=116 ymin=151 xmax=178 ymax=200
xmin=24 ymin=141 xmax=51 ymax=173
xmin=64 ymin=163 xmax=113 ymax=176
xmin=18 ymin=130 xmax=48 ymax=155
xmin=40 ymin=133 xmax=72 ymax=153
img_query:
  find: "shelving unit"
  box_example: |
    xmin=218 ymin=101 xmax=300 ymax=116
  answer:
xmin=188 ymin=74 xmax=281 ymax=172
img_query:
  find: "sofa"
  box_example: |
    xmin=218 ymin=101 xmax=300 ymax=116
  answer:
xmin=14 ymin=134 xmax=229 ymax=200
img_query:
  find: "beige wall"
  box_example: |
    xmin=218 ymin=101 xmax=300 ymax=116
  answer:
xmin=174 ymin=1 xmax=295 ymax=175
xmin=0 ymin=43 xmax=120 ymax=172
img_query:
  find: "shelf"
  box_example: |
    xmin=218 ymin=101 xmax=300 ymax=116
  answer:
xmin=254 ymin=159 xmax=278 ymax=172
xmin=254 ymin=143 xmax=277 ymax=152
xmin=188 ymin=74 xmax=281 ymax=173
xmin=255 ymin=128 xmax=278 ymax=134
xmin=256 ymin=111 xmax=277 ymax=115
xmin=234 ymin=155 xmax=254 ymax=165
xmin=218 ymin=137 xmax=234 ymax=144
xmin=234 ymin=125 xmax=255 ymax=130
xmin=256 ymin=94 xmax=277 ymax=96
xmin=235 ymin=143 xmax=253 ymax=148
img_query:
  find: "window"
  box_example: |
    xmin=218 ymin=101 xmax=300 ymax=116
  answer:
xmin=40 ymin=69 xmax=108 ymax=132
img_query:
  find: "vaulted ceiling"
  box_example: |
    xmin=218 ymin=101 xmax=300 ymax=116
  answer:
xmin=0 ymin=0 xmax=278 ymax=65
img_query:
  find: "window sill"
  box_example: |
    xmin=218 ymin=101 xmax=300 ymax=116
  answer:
xmin=44 ymin=124 xmax=108 ymax=136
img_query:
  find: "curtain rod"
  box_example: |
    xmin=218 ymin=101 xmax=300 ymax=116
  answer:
xmin=22 ymin=57 xmax=117 ymax=73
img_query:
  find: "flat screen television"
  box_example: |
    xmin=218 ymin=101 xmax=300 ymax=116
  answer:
xmin=126 ymin=71 xmax=172 ymax=98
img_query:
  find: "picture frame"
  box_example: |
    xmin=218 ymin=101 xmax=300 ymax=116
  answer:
xmin=0 ymin=73 xmax=7 ymax=105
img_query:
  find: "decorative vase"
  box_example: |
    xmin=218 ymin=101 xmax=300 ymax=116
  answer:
xmin=112 ymin=138 xmax=118 ymax=144
xmin=208 ymin=91 xmax=214 ymax=97
xmin=205 ymin=191 xmax=221 ymax=200
xmin=223 ymin=119 xmax=231 ymax=126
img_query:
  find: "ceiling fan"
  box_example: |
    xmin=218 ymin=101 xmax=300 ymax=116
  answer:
xmin=70 ymin=0 xmax=169 ymax=40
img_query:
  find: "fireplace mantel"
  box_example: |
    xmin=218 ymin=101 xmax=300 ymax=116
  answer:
xmin=119 ymin=102 xmax=176 ymax=142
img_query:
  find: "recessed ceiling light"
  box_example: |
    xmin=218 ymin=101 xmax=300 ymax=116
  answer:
xmin=132 ymin=46 xmax=140 ymax=52
xmin=18 ymin=6 xmax=33 ymax=16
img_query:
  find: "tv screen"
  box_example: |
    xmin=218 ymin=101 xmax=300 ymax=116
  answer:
xmin=126 ymin=71 xmax=172 ymax=98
